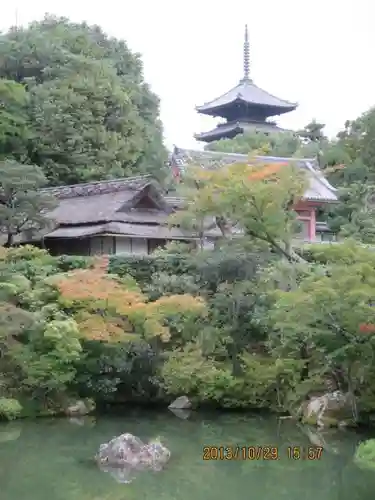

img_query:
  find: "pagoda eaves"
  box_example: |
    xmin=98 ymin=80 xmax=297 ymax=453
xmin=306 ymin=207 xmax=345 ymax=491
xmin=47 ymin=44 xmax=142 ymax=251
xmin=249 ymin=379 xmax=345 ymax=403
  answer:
xmin=196 ymin=79 xmax=297 ymax=118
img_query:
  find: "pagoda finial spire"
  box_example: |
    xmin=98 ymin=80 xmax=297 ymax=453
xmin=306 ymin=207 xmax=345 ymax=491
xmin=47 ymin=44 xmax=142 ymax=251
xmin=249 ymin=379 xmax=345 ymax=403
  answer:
xmin=243 ymin=24 xmax=250 ymax=81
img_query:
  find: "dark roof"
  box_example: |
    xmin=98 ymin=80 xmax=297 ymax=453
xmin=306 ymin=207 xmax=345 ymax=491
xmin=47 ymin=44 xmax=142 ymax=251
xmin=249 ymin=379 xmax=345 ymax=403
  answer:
xmin=195 ymin=120 xmax=293 ymax=142
xmin=196 ymin=79 xmax=297 ymax=118
xmin=46 ymin=222 xmax=221 ymax=240
xmin=45 ymin=176 xmax=172 ymax=226
xmin=171 ymin=148 xmax=337 ymax=203
xmin=41 ymin=175 xmax=151 ymax=199
xmin=39 ymin=174 xmax=216 ymax=242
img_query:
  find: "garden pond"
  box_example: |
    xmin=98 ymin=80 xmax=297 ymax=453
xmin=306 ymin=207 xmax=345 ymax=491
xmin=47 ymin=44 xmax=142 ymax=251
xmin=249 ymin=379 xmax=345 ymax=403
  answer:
xmin=0 ymin=408 xmax=375 ymax=500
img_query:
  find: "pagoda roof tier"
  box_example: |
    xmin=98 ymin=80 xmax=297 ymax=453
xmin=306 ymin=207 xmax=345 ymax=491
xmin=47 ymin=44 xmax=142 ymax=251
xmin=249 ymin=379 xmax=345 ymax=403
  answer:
xmin=170 ymin=148 xmax=338 ymax=203
xmin=196 ymin=79 xmax=297 ymax=118
xmin=195 ymin=120 xmax=293 ymax=142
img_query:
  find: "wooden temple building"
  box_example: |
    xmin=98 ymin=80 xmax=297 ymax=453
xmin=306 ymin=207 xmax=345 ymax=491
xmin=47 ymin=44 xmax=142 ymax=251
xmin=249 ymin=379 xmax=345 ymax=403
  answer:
xmin=33 ymin=176 xmax=221 ymax=256
xmin=195 ymin=25 xmax=297 ymax=143
xmin=10 ymin=147 xmax=335 ymax=256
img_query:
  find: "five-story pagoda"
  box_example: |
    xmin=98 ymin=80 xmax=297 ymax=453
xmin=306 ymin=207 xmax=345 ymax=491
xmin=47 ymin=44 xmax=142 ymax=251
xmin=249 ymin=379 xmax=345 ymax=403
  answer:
xmin=195 ymin=25 xmax=298 ymax=143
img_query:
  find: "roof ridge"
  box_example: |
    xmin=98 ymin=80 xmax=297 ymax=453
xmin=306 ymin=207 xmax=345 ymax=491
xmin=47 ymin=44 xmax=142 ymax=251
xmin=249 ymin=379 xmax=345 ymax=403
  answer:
xmin=41 ymin=174 xmax=153 ymax=200
xmin=41 ymin=174 xmax=151 ymax=192
xmin=178 ymin=148 xmax=317 ymax=163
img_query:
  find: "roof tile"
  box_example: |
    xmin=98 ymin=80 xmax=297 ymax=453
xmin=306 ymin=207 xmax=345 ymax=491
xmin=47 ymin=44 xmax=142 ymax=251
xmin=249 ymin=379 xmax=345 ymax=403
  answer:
xmin=196 ymin=80 xmax=297 ymax=116
xmin=170 ymin=148 xmax=337 ymax=203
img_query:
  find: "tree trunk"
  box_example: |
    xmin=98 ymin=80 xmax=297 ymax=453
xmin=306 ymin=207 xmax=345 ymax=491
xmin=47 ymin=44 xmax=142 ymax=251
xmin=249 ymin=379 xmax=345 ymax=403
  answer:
xmin=4 ymin=232 xmax=13 ymax=247
xmin=300 ymin=343 xmax=310 ymax=381
xmin=347 ymin=364 xmax=358 ymax=422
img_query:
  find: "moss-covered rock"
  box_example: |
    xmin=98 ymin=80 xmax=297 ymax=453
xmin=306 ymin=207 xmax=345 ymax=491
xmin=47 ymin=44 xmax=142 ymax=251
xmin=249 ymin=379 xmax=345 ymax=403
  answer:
xmin=64 ymin=398 xmax=96 ymax=417
xmin=301 ymin=392 xmax=354 ymax=428
xmin=0 ymin=398 xmax=23 ymax=421
xmin=354 ymin=439 xmax=375 ymax=471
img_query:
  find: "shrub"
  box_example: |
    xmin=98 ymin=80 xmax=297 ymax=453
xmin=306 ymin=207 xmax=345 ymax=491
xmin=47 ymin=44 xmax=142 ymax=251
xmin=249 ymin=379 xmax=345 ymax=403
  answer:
xmin=54 ymin=258 xmax=207 ymax=344
xmin=108 ymin=255 xmax=156 ymax=285
xmin=145 ymin=272 xmax=200 ymax=300
xmin=55 ymin=255 xmax=93 ymax=272
xmin=354 ymin=440 xmax=375 ymax=471
xmin=160 ymin=344 xmax=301 ymax=410
xmin=2 ymin=245 xmax=49 ymax=262
xmin=108 ymin=254 xmax=194 ymax=288
xmin=0 ymin=398 xmax=23 ymax=420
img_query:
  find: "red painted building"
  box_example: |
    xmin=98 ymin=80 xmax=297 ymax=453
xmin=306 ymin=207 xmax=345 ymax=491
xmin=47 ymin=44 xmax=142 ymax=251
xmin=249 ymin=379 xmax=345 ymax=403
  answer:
xmin=169 ymin=148 xmax=338 ymax=243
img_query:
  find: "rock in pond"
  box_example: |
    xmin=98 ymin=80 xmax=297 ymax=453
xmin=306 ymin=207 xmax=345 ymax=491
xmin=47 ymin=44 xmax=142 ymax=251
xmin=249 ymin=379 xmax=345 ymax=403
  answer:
xmin=65 ymin=399 xmax=95 ymax=417
xmin=168 ymin=407 xmax=192 ymax=420
xmin=168 ymin=395 xmax=192 ymax=410
xmin=95 ymin=433 xmax=171 ymax=483
xmin=301 ymin=391 xmax=354 ymax=428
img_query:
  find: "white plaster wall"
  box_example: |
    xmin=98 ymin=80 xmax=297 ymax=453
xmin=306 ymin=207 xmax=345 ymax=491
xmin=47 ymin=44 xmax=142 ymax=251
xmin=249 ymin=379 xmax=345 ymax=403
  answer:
xmin=114 ymin=237 xmax=131 ymax=254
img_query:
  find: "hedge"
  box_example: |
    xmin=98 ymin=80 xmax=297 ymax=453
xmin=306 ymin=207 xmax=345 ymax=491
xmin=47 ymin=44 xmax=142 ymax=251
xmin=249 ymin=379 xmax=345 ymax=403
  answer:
xmin=108 ymin=254 xmax=195 ymax=286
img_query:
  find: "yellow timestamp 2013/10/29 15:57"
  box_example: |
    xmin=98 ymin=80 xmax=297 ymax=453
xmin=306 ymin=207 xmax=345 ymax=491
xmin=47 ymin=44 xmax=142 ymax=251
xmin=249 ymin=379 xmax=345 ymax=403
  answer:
xmin=202 ymin=446 xmax=280 ymax=461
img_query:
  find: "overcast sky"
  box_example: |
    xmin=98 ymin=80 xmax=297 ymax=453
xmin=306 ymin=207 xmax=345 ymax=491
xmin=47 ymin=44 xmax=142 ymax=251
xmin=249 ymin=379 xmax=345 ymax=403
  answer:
xmin=2 ymin=1 xmax=374 ymax=151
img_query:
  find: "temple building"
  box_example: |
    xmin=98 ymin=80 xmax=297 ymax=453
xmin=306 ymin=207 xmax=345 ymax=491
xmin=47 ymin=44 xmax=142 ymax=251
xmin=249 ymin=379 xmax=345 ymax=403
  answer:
xmin=195 ymin=25 xmax=297 ymax=143
xmin=5 ymin=156 xmax=337 ymax=255
xmin=169 ymin=147 xmax=338 ymax=243
xmin=5 ymin=176 xmax=221 ymax=255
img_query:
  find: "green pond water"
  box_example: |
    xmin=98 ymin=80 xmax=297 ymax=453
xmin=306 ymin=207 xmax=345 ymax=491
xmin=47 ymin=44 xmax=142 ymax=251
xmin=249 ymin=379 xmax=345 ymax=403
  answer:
xmin=0 ymin=409 xmax=375 ymax=500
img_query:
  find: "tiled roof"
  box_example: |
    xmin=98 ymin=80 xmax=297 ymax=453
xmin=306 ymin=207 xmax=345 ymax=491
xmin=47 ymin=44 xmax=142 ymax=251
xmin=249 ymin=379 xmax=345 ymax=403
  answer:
xmin=170 ymin=148 xmax=338 ymax=203
xmin=41 ymin=175 xmax=151 ymax=199
xmin=46 ymin=222 xmax=221 ymax=240
xmin=196 ymin=79 xmax=297 ymax=117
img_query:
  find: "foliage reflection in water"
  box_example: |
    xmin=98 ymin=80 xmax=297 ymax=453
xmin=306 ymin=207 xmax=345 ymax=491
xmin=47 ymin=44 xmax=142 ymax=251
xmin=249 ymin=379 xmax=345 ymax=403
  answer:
xmin=0 ymin=409 xmax=375 ymax=500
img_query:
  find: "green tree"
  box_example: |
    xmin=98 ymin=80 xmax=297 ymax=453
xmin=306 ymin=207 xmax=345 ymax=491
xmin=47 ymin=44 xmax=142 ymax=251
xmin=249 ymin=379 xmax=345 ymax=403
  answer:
xmin=338 ymin=109 xmax=375 ymax=177
xmin=206 ymin=131 xmax=300 ymax=157
xmin=0 ymin=160 xmax=57 ymax=246
xmin=0 ymin=15 xmax=167 ymax=185
xmin=171 ymin=159 xmax=307 ymax=261
xmin=268 ymin=243 xmax=375 ymax=407
xmin=322 ymin=108 xmax=375 ymax=243
xmin=297 ymin=119 xmax=326 ymax=143
xmin=326 ymin=182 xmax=375 ymax=243
xmin=0 ymin=79 xmax=29 ymax=160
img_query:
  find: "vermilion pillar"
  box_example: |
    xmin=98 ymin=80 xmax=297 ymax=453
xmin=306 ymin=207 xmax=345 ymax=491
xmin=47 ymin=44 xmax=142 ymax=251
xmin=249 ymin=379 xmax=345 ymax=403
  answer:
xmin=308 ymin=208 xmax=316 ymax=241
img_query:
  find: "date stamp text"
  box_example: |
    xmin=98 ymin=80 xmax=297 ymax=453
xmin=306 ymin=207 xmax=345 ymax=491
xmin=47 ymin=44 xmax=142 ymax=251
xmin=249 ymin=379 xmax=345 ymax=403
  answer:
xmin=202 ymin=445 xmax=323 ymax=461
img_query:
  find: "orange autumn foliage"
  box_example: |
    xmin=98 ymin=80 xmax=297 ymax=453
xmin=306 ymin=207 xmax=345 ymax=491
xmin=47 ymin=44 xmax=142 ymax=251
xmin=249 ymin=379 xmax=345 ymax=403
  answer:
xmin=247 ymin=162 xmax=288 ymax=181
xmin=75 ymin=312 xmax=138 ymax=342
xmin=54 ymin=257 xmax=206 ymax=342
